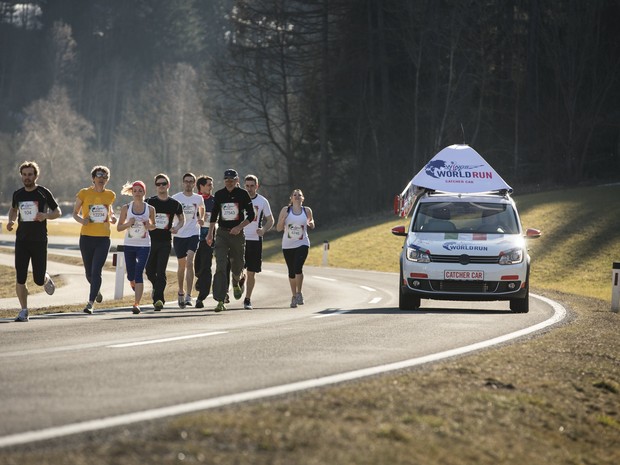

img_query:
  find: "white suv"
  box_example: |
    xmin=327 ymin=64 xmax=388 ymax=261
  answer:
xmin=392 ymin=190 xmax=540 ymax=312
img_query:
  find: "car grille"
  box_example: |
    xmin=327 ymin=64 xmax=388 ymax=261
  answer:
xmin=431 ymin=254 xmax=499 ymax=264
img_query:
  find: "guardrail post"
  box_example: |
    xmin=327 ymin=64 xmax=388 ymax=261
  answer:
xmin=612 ymin=262 xmax=620 ymax=313
xmin=114 ymin=245 xmax=125 ymax=300
xmin=322 ymin=241 xmax=329 ymax=267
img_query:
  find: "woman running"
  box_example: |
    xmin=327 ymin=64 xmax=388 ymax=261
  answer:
xmin=276 ymin=189 xmax=315 ymax=308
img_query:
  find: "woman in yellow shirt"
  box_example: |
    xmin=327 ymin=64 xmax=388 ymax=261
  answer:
xmin=72 ymin=165 xmax=117 ymax=314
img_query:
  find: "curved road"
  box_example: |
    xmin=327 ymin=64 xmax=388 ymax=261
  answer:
xmin=0 ymin=260 xmax=565 ymax=447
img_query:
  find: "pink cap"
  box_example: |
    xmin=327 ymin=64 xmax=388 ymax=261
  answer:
xmin=132 ymin=181 xmax=146 ymax=193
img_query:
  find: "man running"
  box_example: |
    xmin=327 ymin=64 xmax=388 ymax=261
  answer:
xmin=194 ymin=175 xmax=215 ymax=308
xmin=146 ymin=173 xmax=184 ymax=311
xmin=172 ymin=172 xmax=204 ymax=308
xmin=206 ymin=169 xmax=255 ymax=312
xmin=7 ymin=161 xmax=61 ymax=322
xmin=242 ymin=174 xmax=274 ymax=309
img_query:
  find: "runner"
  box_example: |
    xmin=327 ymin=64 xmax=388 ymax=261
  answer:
xmin=72 ymin=165 xmax=117 ymax=314
xmin=145 ymin=174 xmax=184 ymax=311
xmin=7 ymin=161 xmax=61 ymax=322
xmin=194 ymin=175 xmax=215 ymax=309
xmin=242 ymin=174 xmax=274 ymax=310
xmin=171 ymin=172 xmax=204 ymax=308
xmin=116 ymin=181 xmax=155 ymax=314
xmin=276 ymin=189 xmax=315 ymax=308
xmin=206 ymin=169 xmax=255 ymax=312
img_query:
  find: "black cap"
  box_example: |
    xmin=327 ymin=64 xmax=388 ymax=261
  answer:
xmin=224 ymin=169 xmax=238 ymax=178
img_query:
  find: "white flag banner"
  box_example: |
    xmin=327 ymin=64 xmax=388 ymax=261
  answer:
xmin=410 ymin=144 xmax=512 ymax=193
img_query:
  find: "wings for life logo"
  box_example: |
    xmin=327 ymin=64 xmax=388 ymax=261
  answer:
xmin=425 ymin=160 xmax=492 ymax=180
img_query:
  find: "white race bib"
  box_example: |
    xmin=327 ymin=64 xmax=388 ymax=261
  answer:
xmin=155 ymin=213 xmax=169 ymax=229
xmin=89 ymin=204 xmax=108 ymax=223
xmin=183 ymin=204 xmax=196 ymax=219
xmin=221 ymin=202 xmax=239 ymax=221
xmin=287 ymin=224 xmax=304 ymax=240
xmin=18 ymin=201 xmax=38 ymax=222
xmin=128 ymin=221 xmax=147 ymax=239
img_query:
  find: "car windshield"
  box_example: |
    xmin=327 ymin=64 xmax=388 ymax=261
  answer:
xmin=412 ymin=201 xmax=519 ymax=234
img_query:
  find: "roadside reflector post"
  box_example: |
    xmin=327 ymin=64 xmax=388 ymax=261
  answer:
xmin=322 ymin=241 xmax=329 ymax=267
xmin=114 ymin=245 xmax=125 ymax=301
xmin=612 ymin=262 xmax=620 ymax=313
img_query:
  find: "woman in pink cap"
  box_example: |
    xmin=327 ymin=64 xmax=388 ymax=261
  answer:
xmin=117 ymin=180 xmax=155 ymax=314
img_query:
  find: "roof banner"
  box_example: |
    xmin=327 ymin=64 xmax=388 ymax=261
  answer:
xmin=410 ymin=144 xmax=512 ymax=194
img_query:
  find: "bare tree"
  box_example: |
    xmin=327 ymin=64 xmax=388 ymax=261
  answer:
xmin=15 ymin=85 xmax=91 ymax=198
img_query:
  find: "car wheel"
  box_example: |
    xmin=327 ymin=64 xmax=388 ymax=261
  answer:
xmin=399 ymin=285 xmax=420 ymax=310
xmin=510 ymin=289 xmax=529 ymax=313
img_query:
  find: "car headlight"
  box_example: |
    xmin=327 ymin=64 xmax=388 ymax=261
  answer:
xmin=499 ymin=248 xmax=523 ymax=265
xmin=406 ymin=246 xmax=430 ymax=263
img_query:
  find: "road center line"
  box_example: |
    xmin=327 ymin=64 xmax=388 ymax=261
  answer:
xmin=107 ymin=332 xmax=228 ymax=348
xmin=359 ymin=285 xmax=376 ymax=292
xmin=311 ymin=276 xmax=336 ymax=281
xmin=368 ymin=297 xmax=382 ymax=304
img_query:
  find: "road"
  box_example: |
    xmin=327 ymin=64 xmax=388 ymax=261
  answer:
xmin=0 ymin=255 xmax=565 ymax=446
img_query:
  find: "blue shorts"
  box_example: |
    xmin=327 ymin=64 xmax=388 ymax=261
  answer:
xmin=173 ymin=235 xmax=199 ymax=259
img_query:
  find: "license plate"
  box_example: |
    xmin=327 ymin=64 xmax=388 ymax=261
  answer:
xmin=444 ymin=270 xmax=484 ymax=280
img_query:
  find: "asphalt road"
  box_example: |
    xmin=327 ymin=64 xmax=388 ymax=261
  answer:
xmin=0 ymin=260 xmax=562 ymax=445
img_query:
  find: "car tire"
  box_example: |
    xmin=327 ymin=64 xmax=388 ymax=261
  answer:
xmin=399 ymin=285 xmax=421 ymax=310
xmin=509 ymin=289 xmax=529 ymax=313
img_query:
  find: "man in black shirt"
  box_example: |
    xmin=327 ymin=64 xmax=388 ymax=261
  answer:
xmin=206 ymin=169 xmax=255 ymax=312
xmin=7 ymin=161 xmax=61 ymax=322
xmin=145 ymin=173 xmax=184 ymax=310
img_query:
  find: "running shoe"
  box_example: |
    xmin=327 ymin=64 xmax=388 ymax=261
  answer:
xmin=215 ymin=301 xmax=226 ymax=312
xmin=83 ymin=302 xmax=94 ymax=314
xmin=296 ymin=292 xmax=304 ymax=305
xmin=15 ymin=309 xmax=29 ymax=322
xmin=195 ymin=299 xmax=204 ymax=309
xmin=185 ymin=294 xmax=193 ymax=307
xmin=154 ymin=300 xmax=164 ymax=311
xmin=132 ymin=305 xmax=141 ymax=314
xmin=233 ymin=284 xmax=242 ymax=300
xmin=43 ymin=273 xmax=55 ymax=295
xmin=178 ymin=293 xmax=186 ymax=309
xmin=290 ymin=296 xmax=298 ymax=308
xmin=243 ymin=298 xmax=253 ymax=310
xmin=95 ymin=292 xmax=103 ymax=303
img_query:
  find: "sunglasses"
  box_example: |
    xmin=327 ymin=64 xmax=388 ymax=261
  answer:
xmin=94 ymin=172 xmax=108 ymax=179
xmin=155 ymin=181 xmax=168 ymax=186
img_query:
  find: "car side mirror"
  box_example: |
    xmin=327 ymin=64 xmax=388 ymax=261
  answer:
xmin=391 ymin=225 xmax=407 ymax=237
xmin=525 ymin=228 xmax=541 ymax=239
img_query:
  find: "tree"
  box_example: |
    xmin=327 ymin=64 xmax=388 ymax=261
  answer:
xmin=15 ymin=85 xmax=91 ymax=198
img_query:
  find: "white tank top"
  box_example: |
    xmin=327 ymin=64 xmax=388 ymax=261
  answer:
xmin=281 ymin=206 xmax=310 ymax=249
xmin=124 ymin=201 xmax=151 ymax=247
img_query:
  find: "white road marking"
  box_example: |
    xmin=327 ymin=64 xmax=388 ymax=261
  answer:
xmin=311 ymin=276 xmax=336 ymax=281
xmin=359 ymin=285 xmax=376 ymax=292
xmin=107 ymin=332 xmax=228 ymax=348
xmin=0 ymin=293 xmax=566 ymax=448
xmin=368 ymin=297 xmax=382 ymax=304
xmin=312 ymin=310 xmax=348 ymax=319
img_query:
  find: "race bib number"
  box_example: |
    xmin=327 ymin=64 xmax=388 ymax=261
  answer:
xmin=128 ymin=221 xmax=147 ymax=239
xmin=287 ymin=224 xmax=305 ymax=240
xmin=221 ymin=202 xmax=239 ymax=221
xmin=155 ymin=213 xmax=169 ymax=229
xmin=204 ymin=211 xmax=212 ymax=224
xmin=88 ymin=204 xmax=108 ymax=223
xmin=18 ymin=201 xmax=38 ymax=222
xmin=183 ymin=204 xmax=197 ymax=220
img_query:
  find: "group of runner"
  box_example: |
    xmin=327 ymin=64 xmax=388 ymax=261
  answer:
xmin=7 ymin=161 xmax=315 ymax=321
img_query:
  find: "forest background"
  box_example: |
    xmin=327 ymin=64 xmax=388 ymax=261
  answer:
xmin=1 ymin=0 xmax=619 ymax=222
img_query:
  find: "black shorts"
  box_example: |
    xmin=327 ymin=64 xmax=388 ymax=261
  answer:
xmin=15 ymin=240 xmax=47 ymax=285
xmin=244 ymin=239 xmax=263 ymax=273
xmin=173 ymin=235 xmax=199 ymax=259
